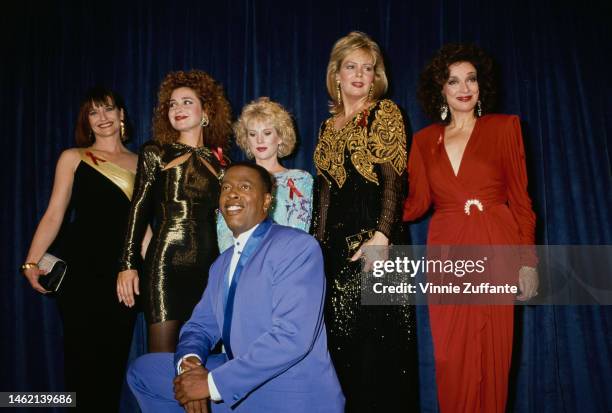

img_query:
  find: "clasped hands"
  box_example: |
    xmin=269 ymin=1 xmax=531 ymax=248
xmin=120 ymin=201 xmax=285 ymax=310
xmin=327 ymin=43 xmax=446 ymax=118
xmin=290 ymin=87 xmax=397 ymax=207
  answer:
xmin=174 ymin=356 xmax=210 ymax=413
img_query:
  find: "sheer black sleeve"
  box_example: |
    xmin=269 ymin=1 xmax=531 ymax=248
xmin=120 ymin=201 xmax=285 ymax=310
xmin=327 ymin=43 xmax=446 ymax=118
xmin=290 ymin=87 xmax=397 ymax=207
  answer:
xmin=119 ymin=142 xmax=160 ymax=271
xmin=376 ymin=162 xmax=404 ymax=239
xmin=370 ymin=100 xmax=408 ymax=240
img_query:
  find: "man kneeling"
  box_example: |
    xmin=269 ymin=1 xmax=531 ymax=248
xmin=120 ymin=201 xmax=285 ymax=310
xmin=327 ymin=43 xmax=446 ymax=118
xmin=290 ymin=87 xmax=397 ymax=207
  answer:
xmin=128 ymin=163 xmax=344 ymax=413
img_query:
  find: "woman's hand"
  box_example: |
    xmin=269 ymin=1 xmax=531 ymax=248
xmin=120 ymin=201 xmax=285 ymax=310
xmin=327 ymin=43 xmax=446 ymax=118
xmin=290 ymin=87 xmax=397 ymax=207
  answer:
xmin=117 ymin=269 xmax=140 ymax=307
xmin=350 ymin=231 xmax=389 ymax=271
xmin=23 ymin=267 xmax=50 ymax=294
xmin=517 ymin=266 xmax=539 ymax=301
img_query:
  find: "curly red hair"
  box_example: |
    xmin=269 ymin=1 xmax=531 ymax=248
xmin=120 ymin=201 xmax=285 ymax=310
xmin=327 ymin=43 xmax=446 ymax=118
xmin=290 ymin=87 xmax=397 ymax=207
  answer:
xmin=153 ymin=70 xmax=232 ymax=148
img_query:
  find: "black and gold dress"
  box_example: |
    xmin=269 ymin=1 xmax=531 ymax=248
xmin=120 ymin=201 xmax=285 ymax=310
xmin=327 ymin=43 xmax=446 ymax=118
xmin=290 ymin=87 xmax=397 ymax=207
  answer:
xmin=58 ymin=148 xmax=137 ymax=412
xmin=120 ymin=141 xmax=224 ymax=324
xmin=313 ymin=99 xmax=418 ymax=412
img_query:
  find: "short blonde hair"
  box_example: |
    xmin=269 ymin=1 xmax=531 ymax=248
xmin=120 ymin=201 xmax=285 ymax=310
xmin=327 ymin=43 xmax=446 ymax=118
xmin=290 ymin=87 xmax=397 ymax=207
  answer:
xmin=326 ymin=31 xmax=388 ymax=114
xmin=234 ymin=97 xmax=296 ymax=159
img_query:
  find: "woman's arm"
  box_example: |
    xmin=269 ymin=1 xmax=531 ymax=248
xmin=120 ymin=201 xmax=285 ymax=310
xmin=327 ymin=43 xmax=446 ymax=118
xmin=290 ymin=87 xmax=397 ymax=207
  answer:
xmin=119 ymin=143 xmax=159 ymax=271
xmin=117 ymin=143 xmax=159 ymax=307
xmin=501 ymin=116 xmax=536 ymax=247
xmin=23 ymin=149 xmax=80 ymax=293
xmin=371 ymin=100 xmax=408 ymax=242
xmin=500 ymin=115 xmax=538 ymax=300
xmin=403 ymin=137 xmax=432 ymax=222
xmin=351 ymin=101 xmax=407 ymax=267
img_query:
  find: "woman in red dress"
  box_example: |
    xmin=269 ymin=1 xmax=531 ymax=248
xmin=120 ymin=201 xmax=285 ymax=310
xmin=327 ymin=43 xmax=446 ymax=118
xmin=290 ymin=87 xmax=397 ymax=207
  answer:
xmin=403 ymin=43 xmax=539 ymax=412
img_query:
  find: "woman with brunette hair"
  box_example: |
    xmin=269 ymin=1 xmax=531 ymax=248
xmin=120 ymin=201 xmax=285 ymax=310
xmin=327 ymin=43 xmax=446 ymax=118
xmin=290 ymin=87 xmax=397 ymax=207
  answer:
xmin=404 ymin=43 xmax=538 ymax=412
xmin=312 ymin=32 xmax=418 ymax=412
xmin=118 ymin=70 xmax=232 ymax=353
xmin=21 ymin=86 xmax=139 ymax=411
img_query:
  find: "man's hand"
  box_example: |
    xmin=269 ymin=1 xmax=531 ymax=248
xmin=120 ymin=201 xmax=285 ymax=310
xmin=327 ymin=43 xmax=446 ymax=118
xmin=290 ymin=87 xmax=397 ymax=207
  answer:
xmin=174 ymin=365 xmax=210 ymax=406
xmin=182 ymin=400 xmax=209 ymax=413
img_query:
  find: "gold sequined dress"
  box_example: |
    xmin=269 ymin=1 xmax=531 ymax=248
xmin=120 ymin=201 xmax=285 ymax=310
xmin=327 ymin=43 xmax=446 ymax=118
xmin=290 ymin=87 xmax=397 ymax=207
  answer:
xmin=313 ymin=99 xmax=418 ymax=412
xmin=120 ymin=141 xmax=223 ymax=324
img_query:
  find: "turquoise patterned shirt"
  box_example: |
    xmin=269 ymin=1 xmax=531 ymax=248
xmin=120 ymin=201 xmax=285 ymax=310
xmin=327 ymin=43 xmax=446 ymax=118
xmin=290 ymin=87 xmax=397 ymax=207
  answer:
xmin=217 ymin=169 xmax=313 ymax=252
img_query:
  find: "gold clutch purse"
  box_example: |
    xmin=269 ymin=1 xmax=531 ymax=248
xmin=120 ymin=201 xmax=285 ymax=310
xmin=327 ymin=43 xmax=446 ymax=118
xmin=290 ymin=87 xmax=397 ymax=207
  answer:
xmin=345 ymin=229 xmax=375 ymax=254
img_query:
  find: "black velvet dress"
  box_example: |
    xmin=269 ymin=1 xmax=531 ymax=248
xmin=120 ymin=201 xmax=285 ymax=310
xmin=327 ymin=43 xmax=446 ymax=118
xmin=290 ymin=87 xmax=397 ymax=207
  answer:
xmin=57 ymin=149 xmax=137 ymax=412
xmin=313 ymin=100 xmax=419 ymax=412
xmin=119 ymin=141 xmax=223 ymax=324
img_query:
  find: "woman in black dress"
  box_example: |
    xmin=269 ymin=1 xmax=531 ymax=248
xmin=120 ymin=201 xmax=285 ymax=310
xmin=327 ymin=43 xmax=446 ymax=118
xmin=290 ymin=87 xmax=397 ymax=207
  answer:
xmin=118 ymin=70 xmax=232 ymax=353
xmin=21 ymin=87 xmax=139 ymax=411
xmin=312 ymin=32 xmax=418 ymax=412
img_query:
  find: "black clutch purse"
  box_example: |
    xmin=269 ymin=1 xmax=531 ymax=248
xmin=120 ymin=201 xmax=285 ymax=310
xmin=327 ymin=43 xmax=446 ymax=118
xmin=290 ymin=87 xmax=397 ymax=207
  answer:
xmin=38 ymin=253 xmax=67 ymax=293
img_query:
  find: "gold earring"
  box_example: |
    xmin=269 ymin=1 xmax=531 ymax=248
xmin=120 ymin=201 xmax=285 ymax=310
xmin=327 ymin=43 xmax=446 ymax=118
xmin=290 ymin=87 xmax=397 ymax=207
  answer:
xmin=120 ymin=120 xmax=126 ymax=140
xmin=336 ymin=81 xmax=342 ymax=105
xmin=200 ymin=114 xmax=209 ymax=127
xmin=368 ymin=84 xmax=374 ymax=101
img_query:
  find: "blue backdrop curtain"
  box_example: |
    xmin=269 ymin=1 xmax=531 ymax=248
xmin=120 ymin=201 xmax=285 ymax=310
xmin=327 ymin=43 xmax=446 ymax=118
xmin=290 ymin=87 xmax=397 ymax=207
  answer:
xmin=1 ymin=0 xmax=610 ymax=412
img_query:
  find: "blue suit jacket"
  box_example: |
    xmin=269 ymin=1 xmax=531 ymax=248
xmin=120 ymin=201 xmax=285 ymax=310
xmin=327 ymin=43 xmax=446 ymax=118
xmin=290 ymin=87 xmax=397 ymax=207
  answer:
xmin=175 ymin=222 xmax=344 ymax=412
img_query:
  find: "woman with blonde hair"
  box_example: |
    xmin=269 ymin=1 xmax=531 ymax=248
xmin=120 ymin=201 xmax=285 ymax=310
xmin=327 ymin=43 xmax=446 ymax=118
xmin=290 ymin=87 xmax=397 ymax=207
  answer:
xmin=118 ymin=70 xmax=232 ymax=353
xmin=313 ymin=32 xmax=418 ymax=412
xmin=217 ymin=97 xmax=312 ymax=251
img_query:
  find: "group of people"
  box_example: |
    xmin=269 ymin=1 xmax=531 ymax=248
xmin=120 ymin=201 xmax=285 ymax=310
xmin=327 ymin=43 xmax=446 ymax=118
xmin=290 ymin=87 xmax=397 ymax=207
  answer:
xmin=21 ymin=31 xmax=538 ymax=413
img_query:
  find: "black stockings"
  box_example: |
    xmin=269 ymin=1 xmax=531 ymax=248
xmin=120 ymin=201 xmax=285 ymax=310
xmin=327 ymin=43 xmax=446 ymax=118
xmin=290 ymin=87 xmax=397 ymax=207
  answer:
xmin=148 ymin=320 xmax=182 ymax=353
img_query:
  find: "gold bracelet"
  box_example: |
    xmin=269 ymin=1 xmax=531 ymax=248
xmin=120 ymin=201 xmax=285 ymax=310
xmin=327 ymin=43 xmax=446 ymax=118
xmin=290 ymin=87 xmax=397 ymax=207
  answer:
xmin=20 ymin=262 xmax=39 ymax=273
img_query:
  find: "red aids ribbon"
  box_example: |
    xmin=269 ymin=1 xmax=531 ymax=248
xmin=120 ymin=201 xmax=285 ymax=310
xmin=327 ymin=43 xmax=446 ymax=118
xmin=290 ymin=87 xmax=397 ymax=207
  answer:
xmin=287 ymin=178 xmax=303 ymax=200
xmin=357 ymin=109 xmax=369 ymax=127
xmin=212 ymin=147 xmax=227 ymax=166
xmin=85 ymin=151 xmax=107 ymax=166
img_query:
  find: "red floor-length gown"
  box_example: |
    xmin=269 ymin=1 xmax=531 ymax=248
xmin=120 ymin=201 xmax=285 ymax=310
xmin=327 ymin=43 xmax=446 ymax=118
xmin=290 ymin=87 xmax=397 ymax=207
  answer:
xmin=403 ymin=114 xmax=536 ymax=413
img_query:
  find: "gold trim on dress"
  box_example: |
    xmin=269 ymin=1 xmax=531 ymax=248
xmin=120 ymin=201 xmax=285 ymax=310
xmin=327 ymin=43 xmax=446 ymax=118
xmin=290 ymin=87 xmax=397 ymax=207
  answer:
xmin=314 ymin=99 xmax=407 ymax=187
xmin=79 ymin=149 xmax=136 ymax=200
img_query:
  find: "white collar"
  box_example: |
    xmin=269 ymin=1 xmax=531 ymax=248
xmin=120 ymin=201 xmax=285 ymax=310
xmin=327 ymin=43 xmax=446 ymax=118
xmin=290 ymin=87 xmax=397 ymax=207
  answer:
xmin=233 ymin=223 xmax=259 ymax=251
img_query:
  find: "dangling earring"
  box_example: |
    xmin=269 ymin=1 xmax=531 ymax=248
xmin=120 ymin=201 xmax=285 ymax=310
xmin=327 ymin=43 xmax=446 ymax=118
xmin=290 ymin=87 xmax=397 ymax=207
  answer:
xmin=440 ymin=104 xmax=449 ymax=121
xmin=120 ymin=120 xmax=126 ymax=140
xmin=336 ymin=81 xmax=342 ymax=105
xmin=367 ymin=84 xmax=374 ymax=101
xmin=200 ymin=114 xmax=209 ymax=127
xmin=476 ymin=100 xmax=482 ymax=117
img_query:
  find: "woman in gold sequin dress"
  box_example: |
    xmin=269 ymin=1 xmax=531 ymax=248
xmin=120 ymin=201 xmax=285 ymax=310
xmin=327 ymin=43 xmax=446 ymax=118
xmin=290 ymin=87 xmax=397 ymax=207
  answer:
xmin=312 ymin=32 xmax=418 ymax=412
xmin=118 ymin=70 xmax=232 ymax=353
